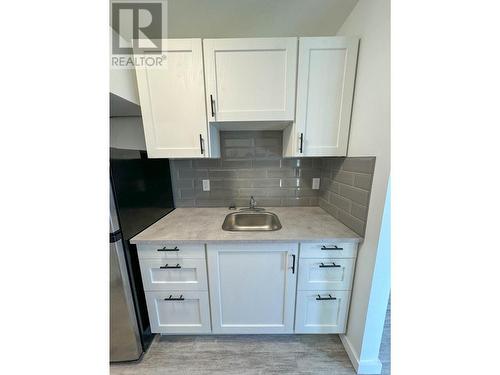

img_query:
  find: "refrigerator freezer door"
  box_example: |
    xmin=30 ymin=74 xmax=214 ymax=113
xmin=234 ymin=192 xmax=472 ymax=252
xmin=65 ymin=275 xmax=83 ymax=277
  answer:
xmin=110 ymin=186 xmax=121 ymax=234
xmin=110 ymin=237 xmax=143 ymax=362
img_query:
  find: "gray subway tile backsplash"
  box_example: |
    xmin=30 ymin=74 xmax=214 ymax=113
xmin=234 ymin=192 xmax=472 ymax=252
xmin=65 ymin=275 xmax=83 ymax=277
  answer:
xmin=169 ymin=131 xmax=375 ymax=236
xmin=337 ymin=208 xmax=366 ymax=236
xmin=338 ymin=184 xmax=370 ymax=206
xmin=353 ymin=173 xmax=373 ymax=190
xmin=251 ymin=159 xmax=281 ymax=168
xmin=220 ymin=160 xmax=252 ymax=169
xmin=331 ymin=193 xmax=351 ymax=212
xmin=332 ymin=170 xmax=356 ymax=185
xmin=192 ymin=159 xmax=220 ymax=168
xmin=341 ymin=157 xmax=376 ymax=173
xmin=351 ymin=202 xmax=369 ymax=221
xmin=267 ymin=168 xmax=298 ymax=178
xmin=318 ymin=156 xmax=375 ymax=236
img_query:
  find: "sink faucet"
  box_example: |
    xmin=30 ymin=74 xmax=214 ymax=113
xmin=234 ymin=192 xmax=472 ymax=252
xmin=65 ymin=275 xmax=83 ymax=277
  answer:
xmin=249 ymin=196 xmax=256 ymax=209
xmin=239 ymin=196 xmax=264 ymax=212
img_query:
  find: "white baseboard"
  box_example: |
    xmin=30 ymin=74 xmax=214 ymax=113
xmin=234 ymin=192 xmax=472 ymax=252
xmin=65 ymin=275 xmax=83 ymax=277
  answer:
xmin=357 ymin=359 xmax=382 ymax=374
xmin=340 ymin=334 xmax=382 ymax=374
xmin=340 ymin=334 xmax=360 ymax=371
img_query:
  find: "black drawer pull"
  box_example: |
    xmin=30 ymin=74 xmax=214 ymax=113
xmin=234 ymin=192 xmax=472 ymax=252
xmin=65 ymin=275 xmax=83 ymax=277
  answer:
xmin=199 ymin=134 xmax=204 ymax=154
xmin=157 ymin=246 xmax=179 ymax=252
xmin=319 ymin=262 xmax=341 ymax=268
xmin=160 ymin=264 xmax=181 ymax=269
xmin=210 ymin=94 xmax=215 ymax=117
xmin=316 ymin=294 xmax=336 ymax=301
xmin=164 ymin=295 xmax=184 ymax=301
xmin=321 ymin=245 xmax=343 ymax=251
xmin=291 ymin=254 xmax=296 ymax=274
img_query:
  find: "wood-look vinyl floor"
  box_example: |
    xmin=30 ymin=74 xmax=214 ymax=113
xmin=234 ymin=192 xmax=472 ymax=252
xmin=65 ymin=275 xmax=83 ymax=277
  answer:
xmin=111 ymin=334 xmax=357 ymax=375
xmin=111 ymin=301 xmax=391 ymax=375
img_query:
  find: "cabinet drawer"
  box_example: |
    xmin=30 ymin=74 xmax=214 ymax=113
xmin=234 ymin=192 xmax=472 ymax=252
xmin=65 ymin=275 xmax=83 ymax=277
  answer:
xmin=298 ymin=258 xmax=354 ymax=291
xmin=140 ymin=259 xmax=208 ymax=291
xmin=295 ymin=290 xmax=350 ymax=333
xmin=146 ymin=291 xmax=211 ymax=334
xmin=137 ymin=244 xmax=205 ymax=259
xmin=299 ymin=242 xmax=357 ymax=258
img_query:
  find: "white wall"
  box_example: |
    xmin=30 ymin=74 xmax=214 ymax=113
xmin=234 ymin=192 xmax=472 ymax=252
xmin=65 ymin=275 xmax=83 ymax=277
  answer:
xmin=336 ymin=0 xmax=390 ymax=373
xmin=110 ymin=117 xmax=146 ymax=150
xmin=167 ymin=0 xmax=357 ymax=38
xmin=109 ymin=28 xmax=140 ymax=105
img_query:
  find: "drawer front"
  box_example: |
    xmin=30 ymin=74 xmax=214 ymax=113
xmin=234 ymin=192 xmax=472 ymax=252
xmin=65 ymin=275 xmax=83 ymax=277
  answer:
xmin=295 ymin=290 xmax=350 ymax=333
xmin=298 ymin=258 xmax=355 ymax=291
xmin=146 ymin=291 xmax=211 ymax=334
xmin=137 ymin=244 xmax=205 ymax=259
xmin=300 ymin=242 xmax=357 ymax=258
xmin=140 ymin=259 xmax=208 ymax=291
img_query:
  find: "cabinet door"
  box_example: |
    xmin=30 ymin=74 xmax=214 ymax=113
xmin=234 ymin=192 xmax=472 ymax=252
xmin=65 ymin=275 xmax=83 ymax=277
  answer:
xmin=145 ymin=291 xmax=211 ymax=334
xmin=203 ymin=38 xmax=298 ymax=122
xmin=135 ymin=39 xmax=209 ymax=158
xmin=295 ymin=290 xmax=350 ymax=333
xmin=293 ymin=37 xmax=359 ymax=156
xmin=207 ymin=243 xmax=298 ymax=334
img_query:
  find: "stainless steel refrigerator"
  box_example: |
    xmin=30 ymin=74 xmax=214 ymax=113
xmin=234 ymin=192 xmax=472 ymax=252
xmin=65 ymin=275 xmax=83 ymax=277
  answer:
xmin=109 ymin=96 xmax=174 ymax=362
xmin=110 ymin=189 xmax=142 ymax=361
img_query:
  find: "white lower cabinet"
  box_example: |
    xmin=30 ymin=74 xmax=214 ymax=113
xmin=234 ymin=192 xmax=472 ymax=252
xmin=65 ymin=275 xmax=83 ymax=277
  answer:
xmin=139 ymin=258 xmax=208 ymax=291
xmin=138 ymin=243 xmax=211 ymax=334
xmin=295 ymin=290 xmax=350 ymax=333
xmin=295 ymin=242 xmax=358 ymax=334
xmin=299 ymin=242 xmax=358 ymax=258
xmin=297 ymin=258 xmax=355 ymax=291
xmin=138 ymin=241 xmax=358 ymax=336
xmin=137 ymin=244 xmax=206 ymax=260
xmin=145 ymin=291 xmax=211 ymax=334
xmin=207 ymin=243 xmax=298 ymax=334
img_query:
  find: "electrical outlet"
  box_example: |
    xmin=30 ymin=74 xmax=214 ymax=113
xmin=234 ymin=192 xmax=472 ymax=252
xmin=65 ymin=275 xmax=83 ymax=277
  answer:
xmin=312 ymin=178 xmax=320 ymax=190
xmin=202 ymin=179 xmax=210 ymax=191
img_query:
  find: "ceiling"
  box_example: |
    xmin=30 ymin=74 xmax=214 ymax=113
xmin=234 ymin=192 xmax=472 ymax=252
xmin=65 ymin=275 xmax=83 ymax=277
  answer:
xmin=166 ymin=0 xmax=359 ymax=38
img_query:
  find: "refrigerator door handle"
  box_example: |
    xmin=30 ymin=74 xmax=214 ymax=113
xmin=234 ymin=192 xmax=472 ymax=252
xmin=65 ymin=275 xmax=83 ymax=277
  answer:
xmin=110 ymin=230 xmax=122 ymax=243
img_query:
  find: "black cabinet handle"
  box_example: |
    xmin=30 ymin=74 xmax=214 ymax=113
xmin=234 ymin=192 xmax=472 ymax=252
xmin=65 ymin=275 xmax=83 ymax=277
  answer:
xmin=291 ymin=254 xmax=296 ymax=274
xmin=299 ymin=133 xmax=304 ymax=153
xmin=199 ymin=134 xmax=204 ymax=154
xmin=159 ymin=264 xmax=181 ymax=269
xmin=316 ymin=294 xmax=336 ymax=301
xmin=319 ymin=262 xmax=341 ymax=268
xmin=164 ymin=295 xmax=184 ymax=301
xmin=321 ymin=245 xmax=343 ymax=251
xmin=157 ymin=246 xmax=179 ymax=252
xmin=210 ymin=95 xmax=215 ymax=117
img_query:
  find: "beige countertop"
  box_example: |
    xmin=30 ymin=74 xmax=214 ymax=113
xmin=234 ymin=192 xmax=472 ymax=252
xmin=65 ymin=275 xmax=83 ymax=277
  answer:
xmin=130 ymin=207 xmax=361 ymax=245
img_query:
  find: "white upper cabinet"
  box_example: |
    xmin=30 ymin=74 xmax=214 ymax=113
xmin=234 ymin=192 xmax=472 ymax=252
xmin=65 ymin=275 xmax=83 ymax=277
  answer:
xmin=286 ymin=37 xmax=359 ymax=157
xmin=203 ymin=38 xmax=298 ymax=122
xmin=135 ymin=39 xmax=215 ymax=158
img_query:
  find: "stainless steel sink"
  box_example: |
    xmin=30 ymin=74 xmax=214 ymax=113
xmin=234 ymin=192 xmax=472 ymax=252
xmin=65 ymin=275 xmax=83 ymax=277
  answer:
xmin=222 ymin=211 xmax=282 ymax=231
